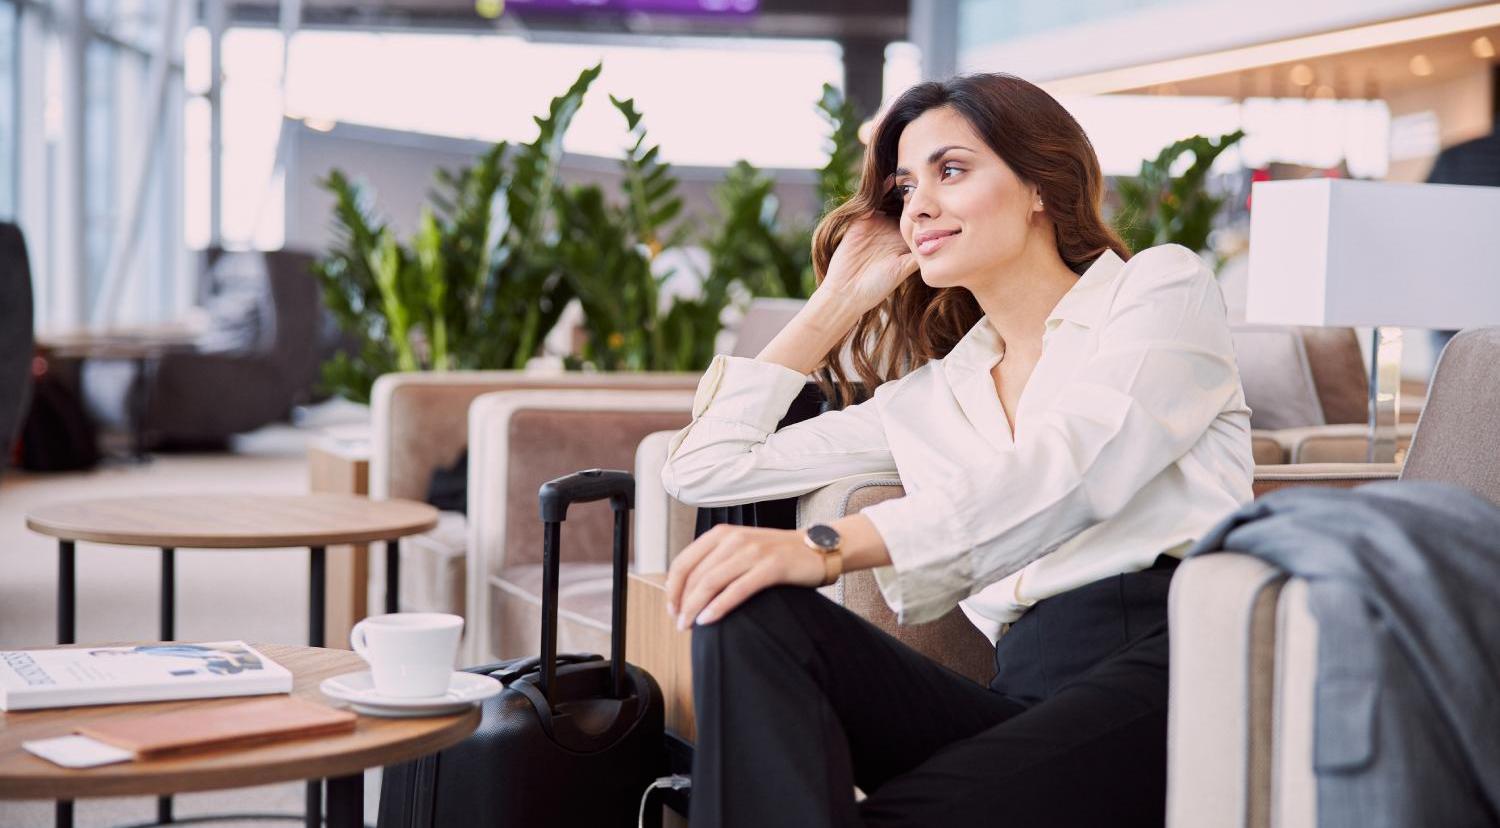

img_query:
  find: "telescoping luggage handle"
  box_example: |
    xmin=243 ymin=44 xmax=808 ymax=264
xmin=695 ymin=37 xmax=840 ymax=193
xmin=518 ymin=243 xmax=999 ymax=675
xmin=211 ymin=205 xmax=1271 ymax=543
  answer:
xmin=536 ymin=469 xmax=634 ymax=703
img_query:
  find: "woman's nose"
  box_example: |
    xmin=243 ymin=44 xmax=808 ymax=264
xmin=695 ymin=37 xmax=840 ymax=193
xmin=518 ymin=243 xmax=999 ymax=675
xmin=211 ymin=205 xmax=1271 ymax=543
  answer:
xmin=906 ymin=184 xmax=939 ymax=220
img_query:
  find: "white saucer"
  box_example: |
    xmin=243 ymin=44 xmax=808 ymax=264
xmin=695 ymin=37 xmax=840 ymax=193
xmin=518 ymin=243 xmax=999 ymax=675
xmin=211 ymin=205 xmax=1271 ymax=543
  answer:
xmin=320 ymin=671 xmax=502 ymax=718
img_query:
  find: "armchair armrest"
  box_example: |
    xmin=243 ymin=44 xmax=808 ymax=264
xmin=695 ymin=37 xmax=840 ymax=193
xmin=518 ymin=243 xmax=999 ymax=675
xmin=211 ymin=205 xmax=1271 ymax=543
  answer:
xmin=1252 ymin=462 xmax=1401 ymax=498
xmin=1167 ymin=553 xmax=1289 ymax=828
xmin=797 ymin=474 xmax=997 ymax=686
xmin=466 ymin=388 xmax=693 ymax=663
xmin=634 ymin=430 xmax=698 ymax=575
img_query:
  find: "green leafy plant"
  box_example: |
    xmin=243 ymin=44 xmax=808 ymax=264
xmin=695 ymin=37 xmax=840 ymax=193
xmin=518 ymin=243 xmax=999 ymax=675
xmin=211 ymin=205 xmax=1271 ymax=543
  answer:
xmin=704 ymin=83 xmax=863 ymax=301
xmin=1112 ymin=129 xmax=1245 ymax=260
xmin=563 ymin=83 xmax=863 ymax=372
xmin=317 ymin=70 xmax=866 ymax=391
xmin=314 ymin=65 xmax=601 ymax=401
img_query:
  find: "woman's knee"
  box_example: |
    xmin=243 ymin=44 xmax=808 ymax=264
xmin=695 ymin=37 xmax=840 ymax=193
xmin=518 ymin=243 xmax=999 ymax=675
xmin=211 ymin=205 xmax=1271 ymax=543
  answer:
xmin=690 ymin=585 xmax=823 ymax=665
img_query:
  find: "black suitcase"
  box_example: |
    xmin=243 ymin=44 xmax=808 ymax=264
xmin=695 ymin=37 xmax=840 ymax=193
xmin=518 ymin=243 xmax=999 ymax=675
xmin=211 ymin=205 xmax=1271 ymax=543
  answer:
xmin=378 ymin=468 xmax=667 ymax=827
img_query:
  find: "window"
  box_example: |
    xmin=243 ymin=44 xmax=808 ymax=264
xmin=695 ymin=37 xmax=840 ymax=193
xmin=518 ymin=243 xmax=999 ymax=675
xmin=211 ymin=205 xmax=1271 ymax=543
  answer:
xmin=0 ymin=1 xmax=16 ymax=218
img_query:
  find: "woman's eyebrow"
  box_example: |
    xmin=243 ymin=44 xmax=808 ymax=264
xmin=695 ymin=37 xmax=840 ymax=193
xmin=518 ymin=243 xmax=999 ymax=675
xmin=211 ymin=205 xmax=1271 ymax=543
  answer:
xmin=893 ymin=145 xmax=976 ymax=177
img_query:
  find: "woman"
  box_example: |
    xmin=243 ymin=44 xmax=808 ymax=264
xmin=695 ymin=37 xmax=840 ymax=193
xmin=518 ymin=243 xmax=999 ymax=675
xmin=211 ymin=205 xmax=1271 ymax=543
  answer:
xmin=661 ymin=73 xmax=1253 ymax=827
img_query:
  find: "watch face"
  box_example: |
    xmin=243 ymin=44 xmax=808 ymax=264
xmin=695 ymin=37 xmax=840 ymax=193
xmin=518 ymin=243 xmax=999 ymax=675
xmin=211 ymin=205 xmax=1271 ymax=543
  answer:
xmin=806 ymin=524 xmax=841 ymax=551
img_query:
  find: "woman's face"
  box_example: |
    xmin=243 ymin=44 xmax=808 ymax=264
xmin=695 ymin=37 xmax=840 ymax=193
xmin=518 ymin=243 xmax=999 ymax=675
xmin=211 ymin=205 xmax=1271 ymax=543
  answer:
xmin=892 ymin=106 xmax=1044 ymax=289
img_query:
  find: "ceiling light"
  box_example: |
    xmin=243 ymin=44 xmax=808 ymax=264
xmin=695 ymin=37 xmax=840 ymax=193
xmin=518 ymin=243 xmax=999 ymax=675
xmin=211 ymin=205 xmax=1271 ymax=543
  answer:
xmin=1043 ymin=2 xmax=1500 ymax=95
xmin=1474 ymin=35 xmax=1497 ymax=58
xmin=1409 ymin=54 xmax=1434 ymax=76
xmin=1289 ymin=64 xmax=1315 ymax=86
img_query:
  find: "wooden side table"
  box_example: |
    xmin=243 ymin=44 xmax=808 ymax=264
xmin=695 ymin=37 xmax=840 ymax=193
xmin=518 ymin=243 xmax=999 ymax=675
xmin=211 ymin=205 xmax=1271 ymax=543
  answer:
xmin=308 ymin=441 xmax=374 ymax=651
xmin=0 ymin=644 xmax=479 ymax=828
xmin=625 ymin=573 xmax=695 ymax=742
xmin=24 ymin=494 xmax=439 ymax=827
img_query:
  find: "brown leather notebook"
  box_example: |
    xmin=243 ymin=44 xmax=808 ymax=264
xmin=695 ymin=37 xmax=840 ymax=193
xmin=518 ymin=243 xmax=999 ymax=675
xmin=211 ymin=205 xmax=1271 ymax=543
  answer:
xmin=77 ymin=696 xmax=357 ymax=758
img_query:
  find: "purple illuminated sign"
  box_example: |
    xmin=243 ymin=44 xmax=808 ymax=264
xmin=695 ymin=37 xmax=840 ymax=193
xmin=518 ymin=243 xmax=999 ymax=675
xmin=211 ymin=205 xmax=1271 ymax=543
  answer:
xmin=505 ymin=0 xmax=758 ymax=15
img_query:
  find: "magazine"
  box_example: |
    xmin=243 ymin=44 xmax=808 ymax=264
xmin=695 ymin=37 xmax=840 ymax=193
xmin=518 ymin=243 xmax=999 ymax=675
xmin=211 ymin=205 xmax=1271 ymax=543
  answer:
xmin=0 ymin=641 xmax=293 ymax=711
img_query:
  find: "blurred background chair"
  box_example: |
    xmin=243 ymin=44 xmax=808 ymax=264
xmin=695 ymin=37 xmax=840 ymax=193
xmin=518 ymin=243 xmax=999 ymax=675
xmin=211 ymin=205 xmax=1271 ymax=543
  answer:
xmin=79 ymin=249 xmax=332 ymax=449
xmin=1167 ymin=326 xmax=1500 ymax=828
xmin=0 ymin=223 xmax=35 ymax=479
xmin=1232 ymin=324 xmax=1420 ymax=465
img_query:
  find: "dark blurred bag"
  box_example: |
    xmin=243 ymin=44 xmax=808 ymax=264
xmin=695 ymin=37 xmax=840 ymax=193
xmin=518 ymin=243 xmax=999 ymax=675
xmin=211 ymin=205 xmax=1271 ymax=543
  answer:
xmin=379 ymin=469 xmax=666 ymax=828
xmin=20 ymin=367 xmax=101 ymax=472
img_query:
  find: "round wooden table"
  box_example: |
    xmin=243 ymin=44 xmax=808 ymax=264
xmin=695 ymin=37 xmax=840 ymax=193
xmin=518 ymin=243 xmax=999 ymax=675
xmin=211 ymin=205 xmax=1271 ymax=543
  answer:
xmin=25 ymin=494 xmax=441 ymax=827
xmin=0 ymin=644 xmax=480 ymax=828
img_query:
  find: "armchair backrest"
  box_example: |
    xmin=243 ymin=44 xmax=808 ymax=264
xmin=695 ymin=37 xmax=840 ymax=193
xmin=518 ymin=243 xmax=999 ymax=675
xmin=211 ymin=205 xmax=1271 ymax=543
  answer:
xmin=0 ymin=223 xmax=34 ymax=475
xmin=1231 ymin=325 xmax=1369 ymax=431
xmin=1400 ymin=327 xmax=1500 ymax=503
xmin=370 ymin=371 xmax=700 ymax=503
xmin=1231 ymin=325 xmax=1326 ymax=430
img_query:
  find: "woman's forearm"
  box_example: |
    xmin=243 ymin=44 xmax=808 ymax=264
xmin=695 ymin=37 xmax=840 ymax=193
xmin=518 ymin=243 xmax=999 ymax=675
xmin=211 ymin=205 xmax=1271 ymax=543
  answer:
xmin=755 ymin=287 xmax=864 ymax=375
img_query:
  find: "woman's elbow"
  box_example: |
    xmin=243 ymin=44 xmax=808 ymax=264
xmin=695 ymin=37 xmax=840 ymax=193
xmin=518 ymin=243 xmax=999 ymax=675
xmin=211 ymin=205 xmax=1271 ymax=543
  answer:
xmin=660 ymin=455 xmax=723 ymax=507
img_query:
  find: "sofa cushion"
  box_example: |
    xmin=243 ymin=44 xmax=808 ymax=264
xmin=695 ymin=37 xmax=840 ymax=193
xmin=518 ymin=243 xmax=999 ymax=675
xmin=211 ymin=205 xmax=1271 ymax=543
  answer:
xmin=489 ymin=563 xmax=615 ymax=660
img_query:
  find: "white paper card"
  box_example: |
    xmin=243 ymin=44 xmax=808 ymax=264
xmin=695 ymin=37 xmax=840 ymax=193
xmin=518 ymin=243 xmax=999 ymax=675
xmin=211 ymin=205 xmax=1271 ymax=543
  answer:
xmin=23 ymin=735 xmax=134 ymax=769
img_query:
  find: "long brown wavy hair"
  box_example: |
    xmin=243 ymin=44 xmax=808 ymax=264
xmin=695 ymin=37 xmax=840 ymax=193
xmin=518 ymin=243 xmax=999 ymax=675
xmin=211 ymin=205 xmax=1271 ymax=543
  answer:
xmin=812 ymin=73 xmax=1129 ymax=407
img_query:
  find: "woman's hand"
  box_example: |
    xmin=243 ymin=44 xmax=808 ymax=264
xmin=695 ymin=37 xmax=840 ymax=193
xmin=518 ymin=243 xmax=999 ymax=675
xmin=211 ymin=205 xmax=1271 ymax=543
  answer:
xmin=817 ymin=213 xmax=921 ymax=315
xmin=665 ymin=525 xmax=826 ymax=630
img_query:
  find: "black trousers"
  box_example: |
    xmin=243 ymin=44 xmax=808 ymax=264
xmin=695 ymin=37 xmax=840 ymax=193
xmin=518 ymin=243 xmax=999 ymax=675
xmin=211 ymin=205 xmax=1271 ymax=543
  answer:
xmin=688 ymin=556 xmax=1178 ymax=827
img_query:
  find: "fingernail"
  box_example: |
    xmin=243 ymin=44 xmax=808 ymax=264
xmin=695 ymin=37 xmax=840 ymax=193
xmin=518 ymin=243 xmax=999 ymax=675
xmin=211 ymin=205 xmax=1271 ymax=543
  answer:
xmin=666 ymin=601 xmax=676 ymax=617
xmin=696 ymin=609 xmax=717 ymax=626
xmin=676 ymin=614 xmax=689 ymax=631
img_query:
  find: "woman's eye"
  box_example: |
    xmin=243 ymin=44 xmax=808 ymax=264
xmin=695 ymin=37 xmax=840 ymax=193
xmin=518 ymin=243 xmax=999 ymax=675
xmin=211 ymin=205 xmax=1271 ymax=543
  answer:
xmin=896 ymin=183 xmax=914 ymax=198
xmin=941 ymin=163 xmax=963 ymax=179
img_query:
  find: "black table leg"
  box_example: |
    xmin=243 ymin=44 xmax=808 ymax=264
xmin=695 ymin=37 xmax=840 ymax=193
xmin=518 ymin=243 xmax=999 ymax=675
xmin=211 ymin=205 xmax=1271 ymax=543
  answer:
xmin=305 ymin=544 xmax=328 ymax=828
xmin=160 ymin=547 xmax=175 ymax=641
xmin=158 ymin=546 xmax=176 ymax=823
xmin=309 ymin=545 xmax=326 ymax=648
xmin=305 ymin=778 xmax=323 ymax=828
xmin=57 ymin=540 xmax=75 ymax=645
xmin=326 ymin=772 xmax=363 ymax=828
xmin=385 ymin=539 xmax=400 ymax=614
xmin=56 ymin=541 xmax=75 ymax=827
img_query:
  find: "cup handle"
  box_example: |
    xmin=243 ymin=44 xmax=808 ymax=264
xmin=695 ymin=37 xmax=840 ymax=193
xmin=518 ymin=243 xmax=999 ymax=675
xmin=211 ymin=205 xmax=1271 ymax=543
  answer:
xmin=350 ymin=619 xmax=370 ymax=659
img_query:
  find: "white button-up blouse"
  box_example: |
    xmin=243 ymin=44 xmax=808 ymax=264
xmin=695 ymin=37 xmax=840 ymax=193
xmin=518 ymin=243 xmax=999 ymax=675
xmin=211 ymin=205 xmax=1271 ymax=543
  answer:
xmin=661 ymin=244 xmax=1255 ymax=641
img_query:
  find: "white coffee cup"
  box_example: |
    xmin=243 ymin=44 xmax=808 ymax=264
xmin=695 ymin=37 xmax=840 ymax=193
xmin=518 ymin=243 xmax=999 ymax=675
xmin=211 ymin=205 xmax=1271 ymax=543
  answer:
xmin=349 ymin=613 xmax=464 ymax=698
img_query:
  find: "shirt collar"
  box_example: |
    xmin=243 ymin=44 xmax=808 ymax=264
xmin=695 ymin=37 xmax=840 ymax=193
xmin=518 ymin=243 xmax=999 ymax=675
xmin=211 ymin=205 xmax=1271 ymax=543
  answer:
xmin=942 ymin=249 xmax=1127 ymax=374
xmin=1044 ymin=249 xmax=1126 ymax=332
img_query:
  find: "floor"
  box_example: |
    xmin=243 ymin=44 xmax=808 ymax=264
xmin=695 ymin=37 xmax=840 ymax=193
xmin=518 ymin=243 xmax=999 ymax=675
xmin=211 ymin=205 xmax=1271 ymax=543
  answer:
xmin=0 ymin=405 xmax=386 ymax=827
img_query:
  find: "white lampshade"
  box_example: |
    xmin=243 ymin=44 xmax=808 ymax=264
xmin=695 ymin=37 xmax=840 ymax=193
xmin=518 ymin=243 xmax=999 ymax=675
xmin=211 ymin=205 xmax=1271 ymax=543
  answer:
xmin=1246 ymin=179 xmax=1500 ymax=329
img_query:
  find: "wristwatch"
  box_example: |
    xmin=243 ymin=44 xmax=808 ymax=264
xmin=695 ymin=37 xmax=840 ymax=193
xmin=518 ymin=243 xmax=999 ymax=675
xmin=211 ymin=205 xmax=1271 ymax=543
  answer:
xmin=803 ymin=523 xmax=844 ymax=587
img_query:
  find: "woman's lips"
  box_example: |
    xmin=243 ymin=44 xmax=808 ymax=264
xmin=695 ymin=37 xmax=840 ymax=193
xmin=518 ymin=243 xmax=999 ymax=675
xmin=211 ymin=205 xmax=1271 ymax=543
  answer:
xmin=916 ymin=230 xmax=959 ymax=255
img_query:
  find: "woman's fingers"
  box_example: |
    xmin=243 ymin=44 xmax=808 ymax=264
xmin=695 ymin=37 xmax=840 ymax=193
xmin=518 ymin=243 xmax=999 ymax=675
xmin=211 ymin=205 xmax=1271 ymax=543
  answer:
xmin=677 ymin=544 xmax=756 ymax=631
xmin=665 ymin=525 xmax=726 ymax=617
xmin=694 ymin=562 xmax=779 ymax=626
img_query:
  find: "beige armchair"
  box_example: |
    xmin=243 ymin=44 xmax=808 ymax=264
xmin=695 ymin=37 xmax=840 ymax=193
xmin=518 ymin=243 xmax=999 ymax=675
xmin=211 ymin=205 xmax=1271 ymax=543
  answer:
xmin=465 ymin=389 xmax=694 ymax=664
xmin=1167 ymin=327 xmax=1500 ymax=827
xmin=369 ymin=370 xmax=699 ymax=623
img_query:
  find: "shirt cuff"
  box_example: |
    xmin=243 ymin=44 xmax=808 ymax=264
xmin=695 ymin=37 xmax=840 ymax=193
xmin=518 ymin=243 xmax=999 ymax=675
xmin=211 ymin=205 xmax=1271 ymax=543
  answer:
xmin=690 ymin=354 xmax=808 ymax=432
xmin=861 ymin=490 xmax=976 ymax=626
